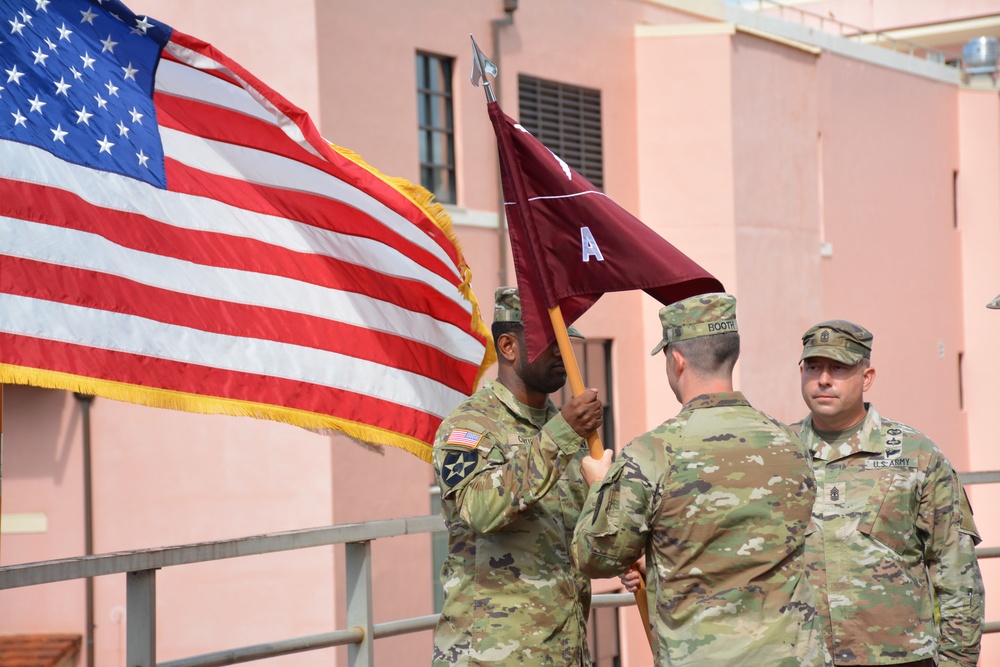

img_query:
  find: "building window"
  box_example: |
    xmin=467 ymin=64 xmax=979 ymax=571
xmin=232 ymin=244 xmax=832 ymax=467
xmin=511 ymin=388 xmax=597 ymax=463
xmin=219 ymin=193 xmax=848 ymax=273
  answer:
xmin=518 ymin=75 xmax=603 ymax=189
xmin=554 ymin=338 xmax=614 ymax=450
xmin=416 ymin=52 xmax=456 ymax=204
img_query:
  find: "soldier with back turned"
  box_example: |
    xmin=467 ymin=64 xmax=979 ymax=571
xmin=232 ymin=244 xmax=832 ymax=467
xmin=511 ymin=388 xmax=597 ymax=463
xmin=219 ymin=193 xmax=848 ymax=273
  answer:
xmin=571 ymin=292 xmax=828 ymax=666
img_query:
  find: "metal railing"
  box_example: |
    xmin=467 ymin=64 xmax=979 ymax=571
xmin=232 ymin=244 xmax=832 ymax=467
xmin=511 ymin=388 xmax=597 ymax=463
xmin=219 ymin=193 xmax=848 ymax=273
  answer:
xmin=0 ymin=514 xmax=633 ymax=667
xmin=2 ymin=470 xmax=997 ymax=666
xmin=730 ymin=0 xmax=960 ymax=67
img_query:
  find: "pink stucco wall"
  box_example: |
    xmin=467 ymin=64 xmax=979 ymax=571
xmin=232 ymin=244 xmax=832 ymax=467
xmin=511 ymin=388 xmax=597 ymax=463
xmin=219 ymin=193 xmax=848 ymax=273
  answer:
xmin=0 ymin=387 xmax=338 ymax=666
xmin=636 ymin=29 xmax=738 ymax=433
xmin=958 ymin=85 xmax=1000 ymax=662
xmin=2 ymin=388 xmax=86 ymax=633
xmin=814 ymin=55 xmax=967 ymax=464
xmin=635 ymin=15 xmax=997 ymax=664
xmin=731 ymin=33 xmax=825 ymax=422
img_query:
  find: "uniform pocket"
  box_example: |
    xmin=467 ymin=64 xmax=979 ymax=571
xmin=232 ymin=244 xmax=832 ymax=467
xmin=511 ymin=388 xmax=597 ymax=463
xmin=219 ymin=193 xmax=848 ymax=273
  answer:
xmin=858 ymin=470 xmax=918 ymax=555
xmin=585 ymin=465 xmax=625 ymax=538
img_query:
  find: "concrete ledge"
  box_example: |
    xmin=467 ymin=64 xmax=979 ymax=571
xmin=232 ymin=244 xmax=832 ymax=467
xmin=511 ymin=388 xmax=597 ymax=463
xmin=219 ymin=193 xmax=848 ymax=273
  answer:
xmin=646 ymin=0 xmax=961 ymax=84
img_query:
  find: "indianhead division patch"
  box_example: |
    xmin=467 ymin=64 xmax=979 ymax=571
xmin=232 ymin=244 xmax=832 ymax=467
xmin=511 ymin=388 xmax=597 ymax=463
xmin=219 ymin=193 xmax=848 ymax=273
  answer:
xmin=446 ymin=428 xmax=484 ymax=448
xmin=441 ymin=449 xmax=479 ymax=488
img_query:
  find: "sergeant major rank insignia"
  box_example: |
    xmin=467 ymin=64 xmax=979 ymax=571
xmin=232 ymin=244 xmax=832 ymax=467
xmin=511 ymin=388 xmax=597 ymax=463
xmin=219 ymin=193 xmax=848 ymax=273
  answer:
xmin=828 ymin=482 xmax=845 ymax=507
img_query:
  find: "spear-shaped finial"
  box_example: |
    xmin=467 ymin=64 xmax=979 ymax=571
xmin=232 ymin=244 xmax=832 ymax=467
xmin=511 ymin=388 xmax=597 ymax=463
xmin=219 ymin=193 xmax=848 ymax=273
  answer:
xmin=470 ymin=34 xmax=498 ymax=102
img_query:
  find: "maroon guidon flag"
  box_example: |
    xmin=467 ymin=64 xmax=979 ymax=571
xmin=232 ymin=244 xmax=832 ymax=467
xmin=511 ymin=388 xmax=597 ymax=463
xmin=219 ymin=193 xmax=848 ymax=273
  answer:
xmin=487 ymin=102 xmax=724 ymax=360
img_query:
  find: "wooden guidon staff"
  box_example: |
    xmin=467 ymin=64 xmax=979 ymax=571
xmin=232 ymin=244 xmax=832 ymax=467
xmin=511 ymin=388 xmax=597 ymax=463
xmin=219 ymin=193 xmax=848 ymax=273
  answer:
xmin=470 ymin=33 xmax=653 ymax=649
xmin=547 ymin=305 xmax=652 ymax=642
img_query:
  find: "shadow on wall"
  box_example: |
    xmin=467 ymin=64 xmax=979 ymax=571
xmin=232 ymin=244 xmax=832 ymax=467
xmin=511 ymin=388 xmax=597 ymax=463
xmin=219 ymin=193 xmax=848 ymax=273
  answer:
xmin=7 ymin=385 xmax=78 ymax=484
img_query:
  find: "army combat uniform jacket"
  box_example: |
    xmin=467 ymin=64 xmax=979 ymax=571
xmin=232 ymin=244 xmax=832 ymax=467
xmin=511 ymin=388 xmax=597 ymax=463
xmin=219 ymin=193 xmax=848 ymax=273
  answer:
xmin=795 ymin=405 xmax=984 ymax=666
xmin=432 ymin=379 xmax=591 ymax=666
xmin=572 ymin=392 xmax=828 ymax=667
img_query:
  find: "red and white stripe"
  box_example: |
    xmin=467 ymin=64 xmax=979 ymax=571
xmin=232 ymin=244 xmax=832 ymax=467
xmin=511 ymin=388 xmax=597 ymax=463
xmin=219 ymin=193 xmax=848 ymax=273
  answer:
xmin=0 ymin=30 xmax=490 ymax=453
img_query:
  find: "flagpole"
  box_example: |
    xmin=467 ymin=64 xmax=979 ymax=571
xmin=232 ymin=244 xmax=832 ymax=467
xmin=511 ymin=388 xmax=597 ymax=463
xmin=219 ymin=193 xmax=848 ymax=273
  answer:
xmin=471 ymin=34 xmax=652 ymax=649
xmin=546 ymin=306 xmax=602 ymax=457
xmin=546 ymin=306 xmax=652 ymax=645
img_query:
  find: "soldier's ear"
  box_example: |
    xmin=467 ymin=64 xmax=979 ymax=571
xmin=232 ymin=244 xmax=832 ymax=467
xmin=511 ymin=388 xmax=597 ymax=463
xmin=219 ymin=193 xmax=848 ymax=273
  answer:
xmin=669 ymin=347 xmax=686 ymax=375
xmin=496 ymin=331 xmax=519 ymax=364
xmin=861 ymin=365 xmax=875 ymax=393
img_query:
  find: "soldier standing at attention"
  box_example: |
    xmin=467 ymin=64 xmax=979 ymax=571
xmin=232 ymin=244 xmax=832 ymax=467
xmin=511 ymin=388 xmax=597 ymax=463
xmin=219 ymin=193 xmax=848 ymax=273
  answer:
xmin=432 ymin=287 xmax=604 ymax=666
xmin=571 ymin=293 xmax=828 ymax=667
xmin=794 ymin=320 xmax=984 ymax=667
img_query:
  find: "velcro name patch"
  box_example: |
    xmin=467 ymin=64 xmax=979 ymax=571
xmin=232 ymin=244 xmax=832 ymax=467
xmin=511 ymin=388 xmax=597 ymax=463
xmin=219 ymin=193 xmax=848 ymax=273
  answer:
xmin=865 ymin=458 xmax=914 ymax=470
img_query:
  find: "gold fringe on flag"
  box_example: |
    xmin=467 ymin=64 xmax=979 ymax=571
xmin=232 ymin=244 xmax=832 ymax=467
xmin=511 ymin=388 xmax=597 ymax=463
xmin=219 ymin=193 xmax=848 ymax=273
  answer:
xmin=328 ymin=141 xmax=497 ymax=387
xmin=0 ymin=364 xmax=439 ymax=462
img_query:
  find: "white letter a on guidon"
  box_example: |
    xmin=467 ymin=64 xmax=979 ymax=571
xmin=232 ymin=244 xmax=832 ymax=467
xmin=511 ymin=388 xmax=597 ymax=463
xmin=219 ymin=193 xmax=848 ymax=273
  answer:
xmin=580 ymin=226 xmax=604 ymax=262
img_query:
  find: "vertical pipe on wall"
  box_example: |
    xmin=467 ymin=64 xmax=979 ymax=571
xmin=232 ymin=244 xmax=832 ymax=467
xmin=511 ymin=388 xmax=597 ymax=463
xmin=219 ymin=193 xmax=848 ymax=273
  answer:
xmin=0 ymin=384 xmax=4 ymax=564
xmin=74 ymin=392 xmax=96 ymax=667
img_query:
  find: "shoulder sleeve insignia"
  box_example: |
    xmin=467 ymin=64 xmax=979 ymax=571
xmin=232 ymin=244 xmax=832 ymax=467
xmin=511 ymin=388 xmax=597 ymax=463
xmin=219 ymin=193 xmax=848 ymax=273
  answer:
xmin=441 ymin=449 xmax=480 ymax=488
xmin=446 ymin=428 xmax=484 ymax=448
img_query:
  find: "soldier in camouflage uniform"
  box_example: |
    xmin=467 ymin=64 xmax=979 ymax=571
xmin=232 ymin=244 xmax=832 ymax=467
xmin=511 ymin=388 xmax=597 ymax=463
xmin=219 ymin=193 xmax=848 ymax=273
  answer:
xmin=431 ymin=287 xmax=604 ymax=666
xmin=795 ymin=320 xmax=984 ymax=667
xmin=571 ymin=293 xmax=829 ymax=667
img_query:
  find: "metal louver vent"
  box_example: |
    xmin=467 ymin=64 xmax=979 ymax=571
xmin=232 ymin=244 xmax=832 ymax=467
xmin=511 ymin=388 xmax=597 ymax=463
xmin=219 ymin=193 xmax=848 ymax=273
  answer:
xmin=518 ymin=75 xmax=604 ymax=190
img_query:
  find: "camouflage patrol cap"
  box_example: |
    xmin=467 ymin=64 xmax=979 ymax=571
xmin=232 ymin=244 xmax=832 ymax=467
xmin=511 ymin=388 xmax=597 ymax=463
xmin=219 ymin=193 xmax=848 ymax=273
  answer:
xmin=988 ymin=294 xmax=1000 ymax=309
xmin=493 ymin=287 xmax=584 ymax=338
xmin=800 ymin=320 xmax=873 ymax=364
xmin=650 ymin=292 xmax=738 ymax=356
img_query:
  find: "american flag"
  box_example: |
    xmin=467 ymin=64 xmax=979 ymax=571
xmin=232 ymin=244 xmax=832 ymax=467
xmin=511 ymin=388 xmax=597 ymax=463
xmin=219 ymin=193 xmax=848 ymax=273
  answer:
xmin=445 ymin=429 xmax=483 ymax=448
xmin=0 ymin=0 xmax=493 ymax=461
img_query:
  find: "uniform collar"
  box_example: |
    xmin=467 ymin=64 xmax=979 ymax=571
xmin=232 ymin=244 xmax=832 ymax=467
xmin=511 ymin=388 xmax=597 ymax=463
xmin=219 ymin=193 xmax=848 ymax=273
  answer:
xmin=486 ymin=378 xmax=556 ymax=429
xmin=681 ymin=391 xmax=750 ymax=412
xmin=803 ymin=403 xmax=884 ymax=461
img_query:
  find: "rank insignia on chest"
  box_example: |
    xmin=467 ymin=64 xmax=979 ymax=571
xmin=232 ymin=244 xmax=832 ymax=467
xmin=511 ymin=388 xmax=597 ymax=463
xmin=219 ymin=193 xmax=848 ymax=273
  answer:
xmin=441 ymin=449 xmax=479 ymax=488
xmin=826 ymin=482 xmax=845 ymax=507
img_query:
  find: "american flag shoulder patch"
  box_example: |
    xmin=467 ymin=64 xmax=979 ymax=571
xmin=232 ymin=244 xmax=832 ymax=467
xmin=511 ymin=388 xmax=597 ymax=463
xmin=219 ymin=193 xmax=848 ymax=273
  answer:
xmin=446 ymin=428 xmax=484 ymax=448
